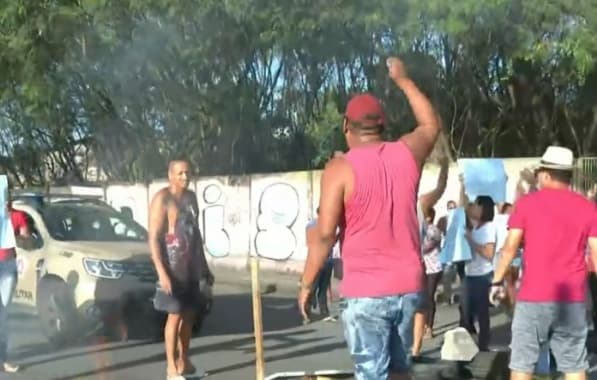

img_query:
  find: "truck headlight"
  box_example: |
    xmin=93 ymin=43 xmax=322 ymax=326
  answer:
xmin=83 ymin=258 xmax=125 ymax=279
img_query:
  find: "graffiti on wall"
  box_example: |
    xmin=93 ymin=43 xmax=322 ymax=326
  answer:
xmin=254 ymin=183 xmax=300 ymax=261
xmin=201 ymin=184 xmax=231 ymax=258
xmin=68 ymin=157 xmax=546 ymax=269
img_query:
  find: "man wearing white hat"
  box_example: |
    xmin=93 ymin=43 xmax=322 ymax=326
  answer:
xmin=491 ymin=146 xmax=597 ymax=380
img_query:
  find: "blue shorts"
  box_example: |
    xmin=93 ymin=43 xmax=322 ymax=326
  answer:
xmin=341 ymin=293 xmax=421 ymax=379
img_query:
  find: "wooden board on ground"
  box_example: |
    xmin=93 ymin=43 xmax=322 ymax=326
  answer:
xmin=264 ymin=370 xmax=353 ymax=380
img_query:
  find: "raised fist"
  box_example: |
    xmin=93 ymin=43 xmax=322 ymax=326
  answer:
xmin=386 ymin=57 xmax=408 ymax=82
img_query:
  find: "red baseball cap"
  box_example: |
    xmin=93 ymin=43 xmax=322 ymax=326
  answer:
xmin=344 ymin=93 xmax=385 ymax=127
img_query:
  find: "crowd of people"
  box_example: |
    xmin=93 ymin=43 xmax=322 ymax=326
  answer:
xmin=300 ymin=56 xmax=597 ymax=380
xmin=0 ymin=54 xmax=595 ymax=380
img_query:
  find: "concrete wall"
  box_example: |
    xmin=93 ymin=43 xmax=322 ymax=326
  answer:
xmin=67 ymin=158 xmax=540 ymax=273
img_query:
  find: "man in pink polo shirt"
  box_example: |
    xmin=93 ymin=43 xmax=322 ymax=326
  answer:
xmin=492 ymin=146 xmax=597 ymax=380
xmin=299 ymin=57 xmax=441 ymax=380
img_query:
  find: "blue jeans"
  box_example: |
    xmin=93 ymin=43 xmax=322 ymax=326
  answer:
xmin=0 ymin=259 xmax=17 ymax=363
xmin=310 ymin=261 xmax=333 ymax=312
xmin=341 ymin=293 xmax=421 ymax=379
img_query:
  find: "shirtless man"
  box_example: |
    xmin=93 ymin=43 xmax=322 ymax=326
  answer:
xmin=149 ymin=159 xmax=213 ymax=380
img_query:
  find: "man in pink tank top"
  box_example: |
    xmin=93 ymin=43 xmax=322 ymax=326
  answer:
xmin=299 ymin=57 xmax=441 ymax=380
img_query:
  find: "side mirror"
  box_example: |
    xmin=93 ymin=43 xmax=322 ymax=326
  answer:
xmin=120 ymin=207 xmax=133 ymax=220
xmin=17 ymin=235 xmax=42 ymax=251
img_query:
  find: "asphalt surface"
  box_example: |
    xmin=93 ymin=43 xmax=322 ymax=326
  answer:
xmin=1 ymin=281 xmax=353 ymax=380
xmin=1 ymin=270 xmax=596 ymax=380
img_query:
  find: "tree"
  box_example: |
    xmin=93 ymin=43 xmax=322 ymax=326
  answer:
xmin=0 ymin=0 xmax=595 ymax=185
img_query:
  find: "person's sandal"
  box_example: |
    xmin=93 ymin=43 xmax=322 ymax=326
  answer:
xmin=4 ymin=362 xmax=20 ymax=373
xmin=182 ymin=363 xmax=197 ymax=375
xmin=181 ymin=364 xmax=207 ymax=378
xmin=166 ymin=375 xmax=186 ymax=380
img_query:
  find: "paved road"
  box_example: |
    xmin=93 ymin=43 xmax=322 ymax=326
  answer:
xmin=1 ymin=282 xmax=353 ymax=380
xmin=1 ymin=279 xmax=596 ymax=380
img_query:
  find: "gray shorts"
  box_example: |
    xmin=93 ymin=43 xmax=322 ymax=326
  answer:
xmin=510 ymin=301 xmax=588 ymax=374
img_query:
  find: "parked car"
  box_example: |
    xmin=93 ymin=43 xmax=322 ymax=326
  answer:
xmin=11 ymin=193 xmax=162 ymax=344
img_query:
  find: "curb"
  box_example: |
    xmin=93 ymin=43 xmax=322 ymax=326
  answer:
xmin=212 ymin=269 xmax=300 ymax=295
xmin=212 ymin=267 xmax=465 ymax=300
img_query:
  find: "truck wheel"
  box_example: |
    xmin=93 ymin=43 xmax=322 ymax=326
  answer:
xmin=36 ymin=278 xmax=79 ymax=346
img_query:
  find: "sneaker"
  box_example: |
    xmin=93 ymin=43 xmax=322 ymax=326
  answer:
xmin=3 ymin=362 xmax=20 ymax=373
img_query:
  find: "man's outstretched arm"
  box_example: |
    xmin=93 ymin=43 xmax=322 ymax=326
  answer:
xmin=388 ymin=58 xmax=441 ymax=167
xmin=493 ymin=199 xmax=527 ymax=285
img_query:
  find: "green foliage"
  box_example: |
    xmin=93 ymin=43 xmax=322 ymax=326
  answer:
xmin=305 ymin=100 xmax=346 ymax=167
xmin=0 ymin=0 xmax=596 ymax=185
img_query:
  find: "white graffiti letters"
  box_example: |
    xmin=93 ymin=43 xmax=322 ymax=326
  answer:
xmin=202 ymin=184 xmax=231 ymax=257
xmin=254 ymin=183 xmax=299 ymax=260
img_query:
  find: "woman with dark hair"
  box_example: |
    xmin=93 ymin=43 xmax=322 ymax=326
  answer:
xmin=462 ymin=195 xmax=497 ymax=351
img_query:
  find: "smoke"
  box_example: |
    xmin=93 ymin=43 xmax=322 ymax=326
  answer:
xmin=68 ymin=15 xmax=188 ymax=180
xmin=108 ymin=19 xmax=184 ymax=98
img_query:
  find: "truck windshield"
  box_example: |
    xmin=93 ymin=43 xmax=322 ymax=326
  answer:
xmin=42 ymin=202 xmax=148 ymax=242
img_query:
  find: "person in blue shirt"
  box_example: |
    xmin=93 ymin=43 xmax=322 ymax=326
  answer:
xmin=305 ymin=208 xmax=336 ymax=321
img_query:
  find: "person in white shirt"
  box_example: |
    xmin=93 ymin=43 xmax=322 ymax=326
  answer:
xmin=463 ymin=195 xmax=497 ymax=351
